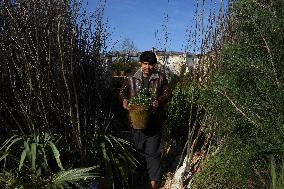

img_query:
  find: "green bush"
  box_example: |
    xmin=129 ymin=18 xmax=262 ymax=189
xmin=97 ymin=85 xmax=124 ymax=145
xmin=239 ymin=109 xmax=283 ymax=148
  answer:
xmin=191 ymin=0 xmax=284 ymax=188
xmin=164 ymin=83 xmax=193 ymax=143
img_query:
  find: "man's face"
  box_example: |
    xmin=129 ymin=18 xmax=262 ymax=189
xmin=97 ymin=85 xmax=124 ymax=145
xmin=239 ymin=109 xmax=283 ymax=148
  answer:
xmin=141 ymin=61 xmax=155 ymax=76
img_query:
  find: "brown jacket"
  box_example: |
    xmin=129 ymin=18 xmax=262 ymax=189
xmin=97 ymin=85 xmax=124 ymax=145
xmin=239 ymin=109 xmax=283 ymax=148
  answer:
xmin=119 ymin=69 xmax=171 ymax=107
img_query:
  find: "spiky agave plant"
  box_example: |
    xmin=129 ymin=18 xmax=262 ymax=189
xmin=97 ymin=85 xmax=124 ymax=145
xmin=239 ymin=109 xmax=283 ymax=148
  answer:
xmin=0 ymin=133 xmax=98 ymax=189
xmin=49 ymin=166 xmax=98 ymax=189
xmin=92 ymin=111 xmax=138 ymax=188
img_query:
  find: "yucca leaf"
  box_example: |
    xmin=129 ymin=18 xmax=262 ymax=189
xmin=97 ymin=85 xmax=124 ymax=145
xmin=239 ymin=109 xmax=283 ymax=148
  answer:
xmin=5 ymin=136 xmax=22 ymax=152
xmin=121 ymin=150 xmax=138 ymax=167
xmin=31 ymin=143 xmax=37 ymax=171
xmin=109 ymin=136 xmax=137 ymax=167
xmin=42 ymin=148 xmax=48 ymax=170
xmin=104 ymin=112 xmax=114 ymax=132
xmin=1 ymin=135 xmax=19 ymax=151
xmin=36 ymin=134 xmax=40 ymax=143
xmin=104 ymin=136 xmax=114 ymax=149
xmin=101 ymin=142 xmax=109 ymax=162
xmin=19 ymin=149 xmax=27 ymax=171
xmin=109 ymin=153 xmax=128 ymax=186
xmin=44 ymin=133 xmax=50 ymax=143
xmin=24 ymin=141 xmax=31 ymax=159
xmin=120 ymin=146 xmax=137 ymax=164
xmin=110 ymin=137 xmax=125 ymax=150
xmin=48 ymin=141 xmax=64 ymax=170
xmin=116 ymin=137 xmax=132 ymax=146
xmin=52 ymin=166 xmax=97 ymax=186
xmin=0 ymin=153 xmax=8 ymax=162
xmin=23 ymin=141 xmax=31 ymax=153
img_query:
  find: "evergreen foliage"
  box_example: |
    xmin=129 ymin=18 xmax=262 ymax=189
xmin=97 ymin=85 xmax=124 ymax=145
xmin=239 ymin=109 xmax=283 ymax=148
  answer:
xmin=164 ymin=83 xmax=193 ymax=143
xmin=191 ymin=0 xmax=284 ymax=188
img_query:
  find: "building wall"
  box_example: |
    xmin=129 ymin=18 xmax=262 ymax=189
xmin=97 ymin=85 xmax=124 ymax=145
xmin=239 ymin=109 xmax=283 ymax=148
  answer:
xmin=156 ymin=52 xmax=194 ymax=76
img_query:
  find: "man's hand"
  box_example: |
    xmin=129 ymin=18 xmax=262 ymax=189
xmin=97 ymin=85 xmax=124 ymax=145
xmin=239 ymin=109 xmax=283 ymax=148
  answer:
xmin=123 ymin=99 xmax=129 ymax=110
xmin=152 ymin=100 xmax=159 ymax=110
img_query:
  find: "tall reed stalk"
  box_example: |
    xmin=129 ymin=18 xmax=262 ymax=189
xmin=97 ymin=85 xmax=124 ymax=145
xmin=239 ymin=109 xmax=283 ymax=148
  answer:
xmin=168 ymin=0 xmax=234 ymax=188
xmin=0 ymin=0 xmax=111 ymax=162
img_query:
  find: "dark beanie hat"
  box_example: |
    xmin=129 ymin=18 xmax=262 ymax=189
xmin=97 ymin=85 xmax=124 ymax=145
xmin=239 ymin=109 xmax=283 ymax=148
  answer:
xmin=139 ymin=51 xmax=157 ymax=65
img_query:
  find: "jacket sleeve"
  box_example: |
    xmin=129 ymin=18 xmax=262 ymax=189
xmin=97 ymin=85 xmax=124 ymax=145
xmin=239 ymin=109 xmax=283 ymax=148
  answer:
xmin=157 ymin=74 xmax=171 ymax=106
xmin=119 ymin=77 xmax=130 ymax=100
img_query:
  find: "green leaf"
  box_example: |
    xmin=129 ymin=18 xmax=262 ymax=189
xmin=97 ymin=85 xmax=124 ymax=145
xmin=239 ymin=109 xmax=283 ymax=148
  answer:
xmin=0 ymin=153 xmax=8 ymax=162
xmin=31 ymin=143 xmax=37 ymax=171
xmin=51 ymin=166 xmax=97 ymax=187
xmin=1 ymin=135 xmax=19 ymax=151
xmin=271 ymin=156 xmax=276 ymax=189
xmin=104 ymin=135 xmax=114 ymax=149
xmin=36 ymin=134 xmax=40 ymax=143
xmin=24 ymin=141 xmax=31 ymax=159
xmin=49 ymin=141 xmax=64 ymax=170
xmin=19 ymin=149 xmax=27 ymax=171
xmin=42 ymin=148 xmax=48 ymax=171
xmin=5 ymin=136 xmax=22 ymax=152
xmin=101 ymin=142 xmax=110 ymax=162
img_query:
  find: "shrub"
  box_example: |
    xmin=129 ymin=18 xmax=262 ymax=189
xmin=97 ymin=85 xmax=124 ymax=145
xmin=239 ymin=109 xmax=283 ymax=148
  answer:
xmin=191 ymin=0 xmax=284 ymax=188
xmin=164 ymin=83 xmax=193 ymax=144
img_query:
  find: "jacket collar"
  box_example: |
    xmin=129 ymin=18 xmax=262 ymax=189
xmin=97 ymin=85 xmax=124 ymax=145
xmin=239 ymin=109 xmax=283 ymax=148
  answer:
xmin=133 ymin=68 xmax=159 ymax=81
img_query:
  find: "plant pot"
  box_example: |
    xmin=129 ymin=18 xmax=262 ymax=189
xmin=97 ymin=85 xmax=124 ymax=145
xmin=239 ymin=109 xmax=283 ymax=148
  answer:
xmin=128 ymin=104 xmax=151 ymax=129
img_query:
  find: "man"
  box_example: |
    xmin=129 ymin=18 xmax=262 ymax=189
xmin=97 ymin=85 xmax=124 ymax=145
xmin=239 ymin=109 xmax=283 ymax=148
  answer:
xmin=120 ymin=51 xmax=171 ymax=189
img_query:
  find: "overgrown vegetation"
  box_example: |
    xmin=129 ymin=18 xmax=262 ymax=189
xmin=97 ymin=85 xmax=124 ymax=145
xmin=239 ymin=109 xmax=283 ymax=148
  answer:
xmin=190 ymin=0 xmax=284 ymax=188
xmin=0 ymin=0 xmax=136 ymax=188
xmin=1 ymin=0 xmax=283 ymax=188
xmin=164 ymin=81 xmax=193 ymax=144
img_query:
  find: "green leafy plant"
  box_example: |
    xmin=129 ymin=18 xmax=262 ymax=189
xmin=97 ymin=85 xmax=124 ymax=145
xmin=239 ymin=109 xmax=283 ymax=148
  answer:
xmin=191 ymin=0 xmax=284 ymax=188
xmin=50 ymin=166 xmax=97 ymax=189
xmin=164 ymin=83 xmax=193 ymax=143
xmin=128 ymin=88 xmax=152 ymax=107
xmin=91 ymin=111 xmax=138 ymax=188
xmin=0 ymin=133 xmax=97 ymax=189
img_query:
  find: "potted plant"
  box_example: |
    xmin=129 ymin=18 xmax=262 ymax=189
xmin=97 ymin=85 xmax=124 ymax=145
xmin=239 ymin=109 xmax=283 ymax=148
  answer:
xmin=128 ymin=88 xmax=152 ymax=129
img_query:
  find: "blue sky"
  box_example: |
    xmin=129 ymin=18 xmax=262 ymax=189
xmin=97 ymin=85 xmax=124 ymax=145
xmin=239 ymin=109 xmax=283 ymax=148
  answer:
xmin=87 ymin=0 xmax=228 ymax=52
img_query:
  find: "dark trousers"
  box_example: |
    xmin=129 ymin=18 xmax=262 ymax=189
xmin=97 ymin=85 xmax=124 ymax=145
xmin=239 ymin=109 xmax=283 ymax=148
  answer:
xmin=131 ymin=128 xmax=161 ymax=182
